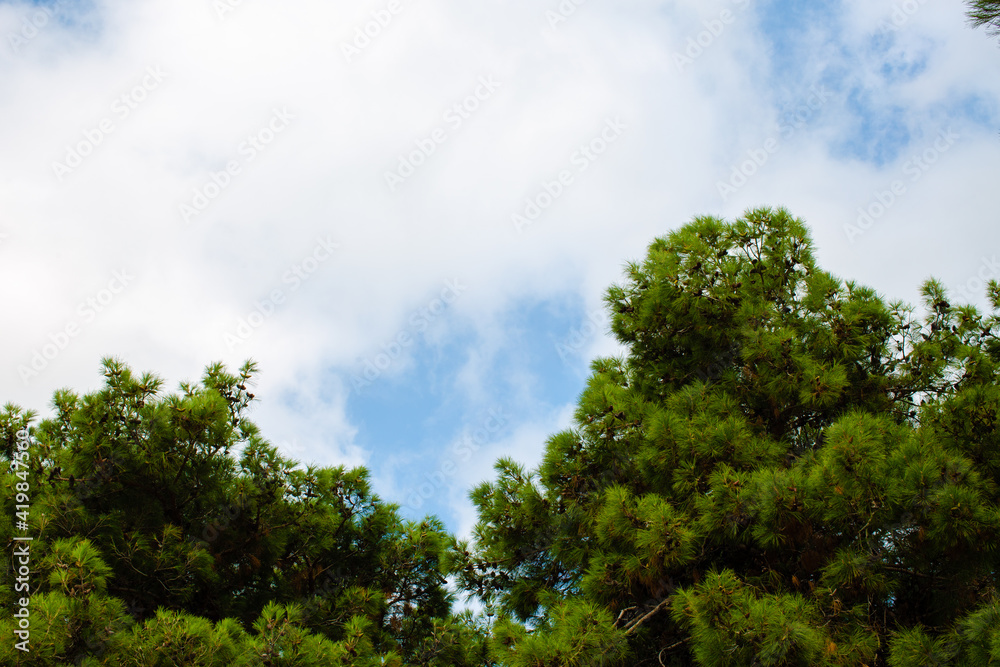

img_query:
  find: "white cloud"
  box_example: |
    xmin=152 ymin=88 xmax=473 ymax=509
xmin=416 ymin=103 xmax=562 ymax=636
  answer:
xmin=1 ymin=0 xmax=996 ymax=532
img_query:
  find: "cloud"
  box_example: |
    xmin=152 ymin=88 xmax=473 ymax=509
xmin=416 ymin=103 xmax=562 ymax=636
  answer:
xmin=1 ymin=0 xmax=997 ymax=535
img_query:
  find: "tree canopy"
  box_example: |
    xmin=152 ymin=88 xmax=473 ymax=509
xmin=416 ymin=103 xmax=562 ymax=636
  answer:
xmin=5 ymin=208 xmax=1000 ymax=666
xmin=1 ymin=360 xmax=489 ymax=666
xmin=452 ymin=208 xmax=1000 ymax=666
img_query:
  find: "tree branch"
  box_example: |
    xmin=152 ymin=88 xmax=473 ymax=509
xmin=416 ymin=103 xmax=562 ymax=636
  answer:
xmin=625 ymin=597 xmax=671 ymax=635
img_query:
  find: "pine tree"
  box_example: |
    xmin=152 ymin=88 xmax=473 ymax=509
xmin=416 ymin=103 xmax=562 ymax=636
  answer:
xmin=1 ymin=359 xmax=490 ymax=665
xmin=453 ymin=208 xmax=1000 ymax=666
xmin=967 ymin=0 xmax=1000 ymax=35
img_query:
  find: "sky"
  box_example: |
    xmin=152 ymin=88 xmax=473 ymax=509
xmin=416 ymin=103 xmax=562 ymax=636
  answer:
xmin=1 ymin=0 xmax=998 ymax=542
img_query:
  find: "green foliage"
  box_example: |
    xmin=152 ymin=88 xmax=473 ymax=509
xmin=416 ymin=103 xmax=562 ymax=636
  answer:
xmin=1 ymin=359 xmax=486 ymax=666
xmin=967 ymin=0 xmax=1000 ymax=34
xmin=7 ymin=207 xmax=1000 ymax=665
xmin=110 ymin=609 xmax=249 ymax=666
xmin=456 ymin=208 xmax=1000 ymax=665
xmin=671 ymin=569 xmax=863 ymax=666
xmin=42 ymin=538 xmax=113 ymax=597
xmin=491 ymin=599 xmax=631 ymax=666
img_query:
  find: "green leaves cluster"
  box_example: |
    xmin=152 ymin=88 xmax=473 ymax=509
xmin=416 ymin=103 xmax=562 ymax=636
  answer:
xmin=6 ymin=207 xmax=1000 ymax=666
xmin=1 ymin=360 xmax=489 ymax=666
xmin=967 ymin=0 xmax=1000 ymax=35
xmin=453 ymin=208 xmax=1000 ymax=666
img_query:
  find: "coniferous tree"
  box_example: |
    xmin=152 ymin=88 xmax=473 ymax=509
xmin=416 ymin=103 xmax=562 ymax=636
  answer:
xmin=967 ymin=0 xmax=1000 ymax=34
xmin=6 ymin=208 xmax=1000 ymax=666
xmin=1 ymin=360 xmax=490 ymax=666
xmin=452 ymin=208 xmax=1000 ymax=666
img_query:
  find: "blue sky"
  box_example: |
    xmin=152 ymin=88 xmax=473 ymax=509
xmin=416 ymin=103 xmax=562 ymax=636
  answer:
xmin=346 ymin=296 xmax=600 ymax=524
xmin=1 ymin=0 xmax=998 ymax=540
